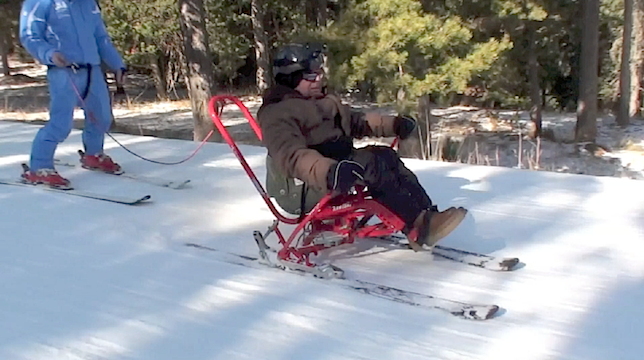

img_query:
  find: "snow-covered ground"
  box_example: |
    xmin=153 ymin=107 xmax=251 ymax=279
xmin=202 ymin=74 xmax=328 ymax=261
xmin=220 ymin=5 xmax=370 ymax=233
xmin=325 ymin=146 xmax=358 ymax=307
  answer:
xmin=1 ymin=120 xmax=644 ymax=360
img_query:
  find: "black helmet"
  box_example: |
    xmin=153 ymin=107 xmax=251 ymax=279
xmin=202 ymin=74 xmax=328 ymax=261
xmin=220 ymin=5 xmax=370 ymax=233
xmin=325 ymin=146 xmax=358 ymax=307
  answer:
xmin=273 ymin=42 xmax=326 ymax=76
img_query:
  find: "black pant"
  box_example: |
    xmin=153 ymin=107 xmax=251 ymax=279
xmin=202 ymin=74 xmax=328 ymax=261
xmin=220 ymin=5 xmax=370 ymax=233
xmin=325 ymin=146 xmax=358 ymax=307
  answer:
xmin=346 ymin=146 xmax=432 ymax=229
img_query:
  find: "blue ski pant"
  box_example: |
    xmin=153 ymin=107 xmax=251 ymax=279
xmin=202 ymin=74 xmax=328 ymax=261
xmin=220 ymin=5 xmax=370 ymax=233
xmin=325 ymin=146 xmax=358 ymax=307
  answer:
xmin=30 ymin=65 xmax=112 ymax=171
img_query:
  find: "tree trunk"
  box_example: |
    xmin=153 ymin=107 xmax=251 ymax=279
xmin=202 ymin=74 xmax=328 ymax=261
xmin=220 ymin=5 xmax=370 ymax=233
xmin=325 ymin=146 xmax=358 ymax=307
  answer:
xmin=398 ymin=94 xmax=433 ymax=160
xmin=527 ymin=21 xmax=542 ymax=138
xmin=575 ymin=0 xmax=599 ymax=143
xmin=317 ymin=0 xmax=327 ymax=27
xmin=617 ymin=0 xmax=633 ymax=126
xmin=306 ymin=0 xmax=327 ymax=27
xmin=396 ymin=63 xmax=406 ymax=105
xmin=252 ymin=0 xmax=271 ymax=92
xmin=306 ymin=0 xmax=316 ymax=24
xmin=0 ymin=30 xmax=10 ymax=76
xmin=630 ymin=0 xmax=644 ymax=117
xmin=1 ymin=2 xmax=20 ymax=61
xmin=151 ymin=53 xmax=169 ymax=100
xmin=178 ymin=0 xmax=219 ymax=142
xmin=0 ymin=7 xmax=10 ymax=77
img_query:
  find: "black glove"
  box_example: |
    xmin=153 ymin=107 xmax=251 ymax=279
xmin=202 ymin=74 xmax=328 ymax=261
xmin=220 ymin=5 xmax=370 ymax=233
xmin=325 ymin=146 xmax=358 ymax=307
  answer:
xmin=327 ymin=160 xmax=365 ymax=194
xmin=115 ymin=85 xmax=126 ymax=96
xmin=394 ymin=115 xmax=416 ymax=140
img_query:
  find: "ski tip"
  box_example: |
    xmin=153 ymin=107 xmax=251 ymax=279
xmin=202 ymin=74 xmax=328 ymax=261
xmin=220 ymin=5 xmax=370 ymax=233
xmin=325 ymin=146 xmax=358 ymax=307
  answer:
xmin=500 ymin=258 xmax=521 ymax=271
xmin=128 ymin=195 xmax=152 ymax=205
xmin=168 ymin=180 xmax=191 ymax=189
xmin=137 ymin=195 xmax=152 ymax=203
xmin=483 ymin=305 xmax=501 ymax=320
xmin=453 ymin=305 xmax=501 ymax=320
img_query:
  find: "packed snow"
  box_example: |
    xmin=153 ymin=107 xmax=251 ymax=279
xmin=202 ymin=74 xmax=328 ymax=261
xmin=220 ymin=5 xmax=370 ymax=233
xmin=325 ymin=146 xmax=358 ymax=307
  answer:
xmin=1 ymin=119 xmax=644 ymax=360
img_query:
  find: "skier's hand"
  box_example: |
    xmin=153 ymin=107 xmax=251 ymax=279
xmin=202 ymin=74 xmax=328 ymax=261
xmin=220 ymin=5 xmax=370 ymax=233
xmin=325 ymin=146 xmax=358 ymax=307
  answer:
xmin=394 ymin=115 xmax=416 ymax=140
xmin=115 ymin=68 xmax=127 ymax=87
xmin=51 ymin=52 xmax=69 ymax=67
xmin=327 ymin=160 xmax=365 ymax=194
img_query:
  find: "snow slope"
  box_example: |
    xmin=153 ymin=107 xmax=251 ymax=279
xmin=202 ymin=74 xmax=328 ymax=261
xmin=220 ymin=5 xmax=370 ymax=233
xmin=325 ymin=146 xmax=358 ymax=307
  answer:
xmin=1 ymin=121 xmax=644 ymax=360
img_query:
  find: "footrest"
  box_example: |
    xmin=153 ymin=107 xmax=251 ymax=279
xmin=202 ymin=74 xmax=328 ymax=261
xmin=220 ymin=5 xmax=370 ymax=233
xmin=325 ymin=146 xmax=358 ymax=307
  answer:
xmin=278 ymin=260 xmax=345 ymax=279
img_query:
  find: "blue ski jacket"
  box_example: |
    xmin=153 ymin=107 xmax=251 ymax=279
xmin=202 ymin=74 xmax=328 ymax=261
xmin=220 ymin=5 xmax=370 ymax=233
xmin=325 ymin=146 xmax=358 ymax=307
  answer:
xmin=19 ymin=0 xmax=125 ymax=71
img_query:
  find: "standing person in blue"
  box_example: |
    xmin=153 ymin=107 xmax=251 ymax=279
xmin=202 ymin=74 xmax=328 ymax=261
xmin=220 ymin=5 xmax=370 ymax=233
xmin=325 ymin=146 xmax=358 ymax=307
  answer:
xmin=19 ymin=0 xmax=126 ymax=189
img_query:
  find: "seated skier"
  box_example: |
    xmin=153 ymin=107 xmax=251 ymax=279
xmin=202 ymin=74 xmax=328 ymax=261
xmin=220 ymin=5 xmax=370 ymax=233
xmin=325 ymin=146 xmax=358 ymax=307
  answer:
xmin=257 ymin=42 xmax=467 ymax=248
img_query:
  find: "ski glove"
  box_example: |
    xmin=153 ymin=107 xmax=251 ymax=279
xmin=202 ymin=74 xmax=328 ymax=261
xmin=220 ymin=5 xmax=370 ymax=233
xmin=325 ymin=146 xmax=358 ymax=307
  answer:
xmin=327 ymin=160 xmax=365 ymax=194
xmin=394 ymin=115 xmax=417 ymax=140
xmin=51 ymin=52 xmax=69 ymax=67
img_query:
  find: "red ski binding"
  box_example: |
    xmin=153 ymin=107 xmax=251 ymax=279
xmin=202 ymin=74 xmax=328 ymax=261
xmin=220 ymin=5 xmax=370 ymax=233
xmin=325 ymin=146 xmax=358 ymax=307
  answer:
xmin=78 ymin=150 xmax=124 ymax=175
xmin=20 ymin=163 xmax=73 ymax=190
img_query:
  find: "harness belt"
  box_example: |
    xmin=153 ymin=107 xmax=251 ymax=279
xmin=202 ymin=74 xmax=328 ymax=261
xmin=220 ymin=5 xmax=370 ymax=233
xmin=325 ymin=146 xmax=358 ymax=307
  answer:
xmin=48 ymin=63 xmax=93 ymax=100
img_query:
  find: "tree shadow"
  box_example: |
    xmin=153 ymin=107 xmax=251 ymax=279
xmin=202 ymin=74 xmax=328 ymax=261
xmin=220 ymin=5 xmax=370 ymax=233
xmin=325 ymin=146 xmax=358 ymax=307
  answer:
xmin=556 ymin=277 xmax=644 ymax=360
xmin=3 ymin=121 xmax=644 ymax=359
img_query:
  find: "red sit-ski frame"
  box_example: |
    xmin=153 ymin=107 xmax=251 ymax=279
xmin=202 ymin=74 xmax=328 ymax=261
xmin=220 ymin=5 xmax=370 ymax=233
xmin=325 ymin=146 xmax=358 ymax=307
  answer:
xmin=208 ymin=95 xmax=406 ymax=270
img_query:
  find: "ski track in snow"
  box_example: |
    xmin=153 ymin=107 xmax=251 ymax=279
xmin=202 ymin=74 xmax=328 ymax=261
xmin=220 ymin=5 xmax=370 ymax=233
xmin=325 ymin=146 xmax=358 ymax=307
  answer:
xmin=1 ymin=122 xmax=644 ymax=360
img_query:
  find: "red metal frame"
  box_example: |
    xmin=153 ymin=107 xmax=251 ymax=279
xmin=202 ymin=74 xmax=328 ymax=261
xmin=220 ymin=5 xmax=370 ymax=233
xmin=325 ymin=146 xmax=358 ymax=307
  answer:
xmin=208 ymin=95 xmax=405 ymax=267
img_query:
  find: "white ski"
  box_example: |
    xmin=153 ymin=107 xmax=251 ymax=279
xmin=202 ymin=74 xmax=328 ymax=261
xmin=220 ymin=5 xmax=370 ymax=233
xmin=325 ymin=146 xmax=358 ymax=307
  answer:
xmin=115 ymin=172 xmax=190 ymax=190
xmin=54 ymin=159 xmax=190 ymax=190
xmin=0 ymin=178 xmax=152 ymax=205
xmin=374 ymin=234 xmax=520 ymax=271
xmin=185 ymin=242 xmax=500 ymax=320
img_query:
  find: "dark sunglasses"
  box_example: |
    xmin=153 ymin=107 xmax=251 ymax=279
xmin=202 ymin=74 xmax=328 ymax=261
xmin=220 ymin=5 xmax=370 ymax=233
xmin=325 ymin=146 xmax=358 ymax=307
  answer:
xmin=302 ymin=71 xmax=323 ymax=82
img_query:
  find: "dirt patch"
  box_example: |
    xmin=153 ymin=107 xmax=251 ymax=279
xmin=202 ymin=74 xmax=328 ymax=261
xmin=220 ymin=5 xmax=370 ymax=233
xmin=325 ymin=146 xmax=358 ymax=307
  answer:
xmin=0 ymin=73 xmax=44 ymax=86
xmin=2 ymin=56 xmax=644 ymax=180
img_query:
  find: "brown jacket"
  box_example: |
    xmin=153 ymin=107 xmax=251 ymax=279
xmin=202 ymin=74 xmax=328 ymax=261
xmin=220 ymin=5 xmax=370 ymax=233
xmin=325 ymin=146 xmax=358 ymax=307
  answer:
xmin=257 ymin=85 xmax=397 ymax=192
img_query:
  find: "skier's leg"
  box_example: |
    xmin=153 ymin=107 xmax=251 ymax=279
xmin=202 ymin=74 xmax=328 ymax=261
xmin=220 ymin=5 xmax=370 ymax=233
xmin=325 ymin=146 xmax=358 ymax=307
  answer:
xmin=82 ymin=66 xmax=112 ymax=156
xmin=349 ymin=145 xmax=432 ymax=228
xmin=78 ymin=66 xmax=122 ymax=173
xmin=349 ymin=145 xmax=466 ymax=246
xmin=29 ymin=68 xmax=79 ymax=171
